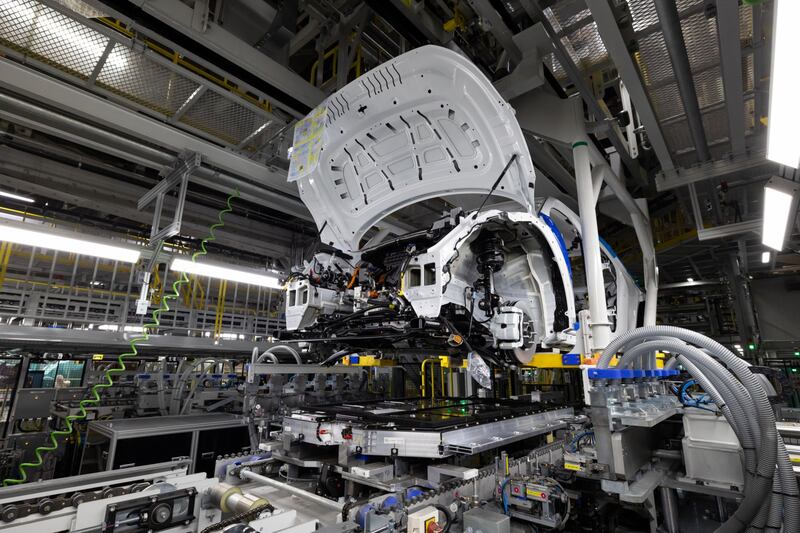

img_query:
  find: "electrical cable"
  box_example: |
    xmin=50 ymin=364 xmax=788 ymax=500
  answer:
xmin=596 ymin=326 xmax=798 ymax=533
xmin=499 ymin=477 xmax=512 ymax=514
xmin=1 ymin=189 xmax=240 ymax=486
xmin=432 ymin=503 xmax=453 ymax=533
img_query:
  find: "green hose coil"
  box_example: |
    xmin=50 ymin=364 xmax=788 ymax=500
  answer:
xmin=2 ymin=189 xmax=240 ymax=486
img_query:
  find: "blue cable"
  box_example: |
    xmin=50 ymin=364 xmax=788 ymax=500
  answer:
xmin=500 ymin=477 xmax=511 ymax=514
xmin=566 ymin=430 xmax=594 ymax=452
xmin=679 ymin=379 xmax=715 ymax=412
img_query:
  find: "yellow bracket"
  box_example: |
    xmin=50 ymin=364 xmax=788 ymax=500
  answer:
xmin=341 ymin=355 xmax=396 ymax=367
xmin=438 ymin=355 xmax=467 ymax=369
xmin=443 ymin=8 xmax=466 ymax=33
xmin=523 ymin=353 xmax=582 ymax=368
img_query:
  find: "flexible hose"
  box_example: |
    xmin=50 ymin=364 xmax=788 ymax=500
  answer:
xmin=1 ymin=188 xmax=240 ymax=486
xmin=597 ymin=326 xmax=797 ymax=532
xmin=432 ymin=503 xmax=453 ymax=533
xmin=675 ymin=349 xmax=796 ymax=533
xmin=677 ymin=352 xmax=767 ymax=532
xmin=257 ymin=345 xmax=302 ymax=364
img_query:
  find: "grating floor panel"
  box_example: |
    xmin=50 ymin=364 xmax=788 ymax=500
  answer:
xmin=0 ymin=0 xmax=283 ymax=156
xmin=96 ymin=46 xmax=200 ymax=117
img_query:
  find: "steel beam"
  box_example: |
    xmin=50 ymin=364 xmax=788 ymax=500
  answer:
xmin=655 ymin=152 xmax=778 ymax=191
xmin=0 ymin=325 xmax=278 ymax=355
xmin=123 ymin=0 xmax=325 ymax=114
xmin=716 ymin=0 xmax=747 ymax=156
xmin=0 ymin=61 xmax=305 ymax=204
xmin=586 ymin=0 xmax=675 ymax=171
xmin=247 ymin=364 xmax=364 ymax=379
xmin=0 ymin=146 xmax=296 ymax=259
xmin=654 ymin=0 xmax=710 ymax=162
xmin=697 ymin=219 xmax=761 ymax=241
xmin=520 ymin=3 xmax=641 ymax=180
xmin=659 ymin=279 xmax=723 ymax=289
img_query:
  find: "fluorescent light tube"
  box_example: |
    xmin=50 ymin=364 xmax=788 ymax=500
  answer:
xmin=0 ymin=224 xmax=140 ymax=262
xmin=761 ymin=251 xmax=770 ymax=264
xmin=171 ymin=258 xmax=282 ymax=288
xmin=767 ymin=0 xmax=800 ymax=167
xmin=762 ymin=177 xmax=799 ymax=251
xmin=0 ymin=189 xmax=34 ymax=203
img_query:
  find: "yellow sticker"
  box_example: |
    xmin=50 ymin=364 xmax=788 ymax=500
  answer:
xmin=526 ymin=489 xmax=546 ymax=499
xmin=564 ymin=462 xmax=582 ymax=471
xmin=92 ymin=354 xmax=104 ymax=361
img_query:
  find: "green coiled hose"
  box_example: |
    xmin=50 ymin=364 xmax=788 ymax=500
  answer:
xmin=2 ymin=189 xmax=240 ymax=486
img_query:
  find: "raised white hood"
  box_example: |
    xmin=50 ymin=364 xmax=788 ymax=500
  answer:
xmin=288 ymin=45 xmax=536 ymax=252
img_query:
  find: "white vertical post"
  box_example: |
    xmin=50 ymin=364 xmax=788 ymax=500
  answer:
xmin=574 ymin=135 xmax=611 ymax=350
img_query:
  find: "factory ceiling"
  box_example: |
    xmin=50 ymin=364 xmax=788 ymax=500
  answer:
xmin=0 ymin=0 xmax=793 ymax=285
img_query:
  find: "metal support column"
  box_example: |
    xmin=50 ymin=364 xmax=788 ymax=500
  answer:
xmin=658 ymin=487 xmax=679 ymax=533
xmin=574 ymin=129 xmax=611 ymax=349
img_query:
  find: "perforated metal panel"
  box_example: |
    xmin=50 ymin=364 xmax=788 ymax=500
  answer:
xmin=96 ymin=46 xmax=201 ymax=116
xmin=700 ymin=106 xmax=729 ymax=148
xmin=649 ymin=81 xmax=685 ymax=121
xmin=0 ymin=0 xmax=282 ymax=155
xmin=682 ymin=12 xmax=718 ymax=72
xmin=627 ymin=0 xmax=704 ymax=33
xmin=547 ymin=0 xmax=591 ymax=31
xmin=744 ymin=97 xmax=755 ymax=131
xmin=637 ymin=31 xmax=676 ymax=87
xmin=661 ymin=119 xmax=694 ymax=154
xmin=739 ymin=3 xmax=753 ymax=45
xmin=742 ymin=53 xmax=754 ymax=93
xmin=693 ymin=66 xmax=724 ymax=109
xmin=0 ymin=0 xmax=109 ymax=79
xmin=562 ymin=21 xmax=609 ymax=72
xmin=543 ymin=4 xmax=608 ymax=81
xmin=620 ymin=0 xmax=749 ymax=156
xmin=179 ymin=90 xmax=268 ymax=146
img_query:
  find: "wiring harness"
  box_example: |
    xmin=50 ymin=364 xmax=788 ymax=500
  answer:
xmin=2 ymin=189 xmax=240 ymax=486
xmin=597 ymin=325 xmax=799 ymax=533
xmin=671 ymin=379 xmax=714 ymax=412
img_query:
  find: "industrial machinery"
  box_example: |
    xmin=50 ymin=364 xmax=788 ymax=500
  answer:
xmin=281 ymin=45 xmax=641 ymax=368
xmin=1 ymin=33 xmax=798 ymax=533
xmin=0 ymin=459 xmax=318 ymax=533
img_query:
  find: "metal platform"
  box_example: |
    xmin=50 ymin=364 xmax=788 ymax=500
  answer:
xmin=283 ymin=398 xmax=573 ymax=458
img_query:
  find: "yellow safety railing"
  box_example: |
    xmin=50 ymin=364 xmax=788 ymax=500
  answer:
xmin=309 ymin=42 xmax=363 ymax=88
xmin=213 ymin=279 xmax=228 ymax=338
xmin=97 ymin=18 xmax=272 ymax=114
xmin=0 ymin=242 xmax=13 ymax=289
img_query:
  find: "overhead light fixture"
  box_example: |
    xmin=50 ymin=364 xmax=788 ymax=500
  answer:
xmin=170 ymin=258 xmax=282 ymax=288
xmin=761 ymin=251 xmax=771 ymax=264
xmin=0 ymin=222 xmax=141 ymax=263
xmin=686 ymin=277 xmax=694 ymax=283
xmin=767 ymin=0 xmax=800 ymax=167
xmin=0 ymin=189 xmax=34 ymax=203
xmin=762 ymin=176 xmax=799 ymax=251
